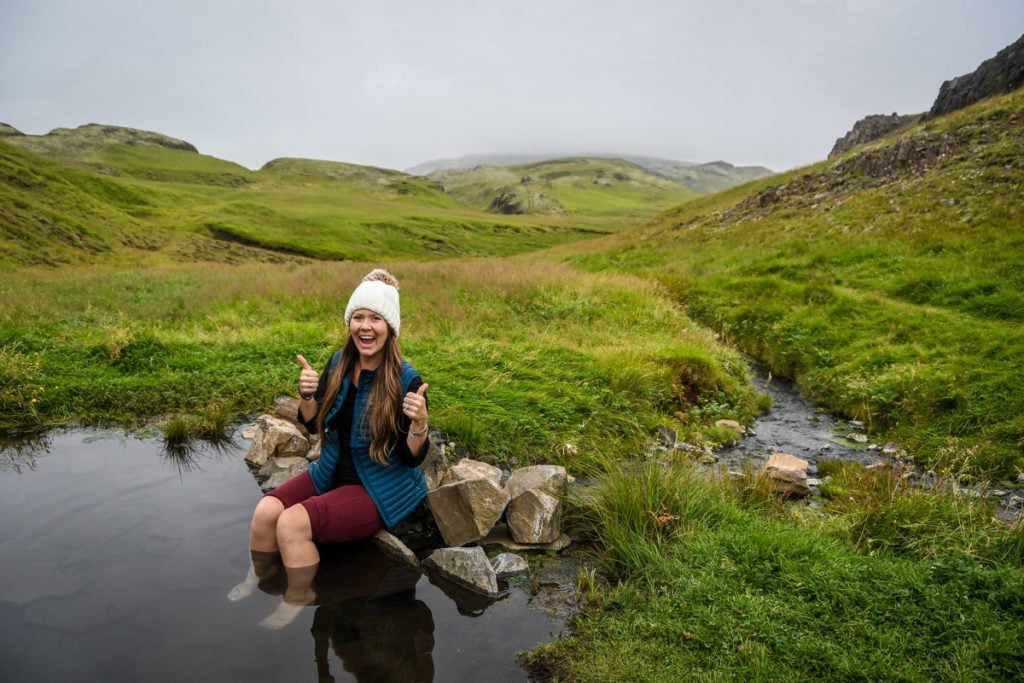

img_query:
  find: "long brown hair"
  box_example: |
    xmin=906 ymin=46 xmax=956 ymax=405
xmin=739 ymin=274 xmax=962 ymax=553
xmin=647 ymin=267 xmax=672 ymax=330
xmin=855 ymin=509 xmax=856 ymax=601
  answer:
xmin=315 ymin=330 xmax=404 ymax=466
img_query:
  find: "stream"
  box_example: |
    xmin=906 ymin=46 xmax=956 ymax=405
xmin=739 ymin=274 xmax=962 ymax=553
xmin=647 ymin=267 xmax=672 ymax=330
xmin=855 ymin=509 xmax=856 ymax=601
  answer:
xmin=0 ymin=431 xmax=561 ymax=682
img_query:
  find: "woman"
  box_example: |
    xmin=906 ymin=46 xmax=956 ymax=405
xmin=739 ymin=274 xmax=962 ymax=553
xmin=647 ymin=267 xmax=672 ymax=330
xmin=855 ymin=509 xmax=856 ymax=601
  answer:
xmin=247 ymin=268 xmax=431 ymax=574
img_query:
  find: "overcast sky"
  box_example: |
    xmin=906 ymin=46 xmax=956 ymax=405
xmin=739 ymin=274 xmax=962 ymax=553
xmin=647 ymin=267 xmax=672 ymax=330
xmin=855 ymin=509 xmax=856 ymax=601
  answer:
xmin=1 ymin=1 xmax=1022 ymax=172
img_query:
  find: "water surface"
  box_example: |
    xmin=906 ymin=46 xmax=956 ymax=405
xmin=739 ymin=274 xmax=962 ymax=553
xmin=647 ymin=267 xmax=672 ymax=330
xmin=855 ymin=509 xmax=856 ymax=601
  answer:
xmin=0 ymin=431 xmax=560 ymax=682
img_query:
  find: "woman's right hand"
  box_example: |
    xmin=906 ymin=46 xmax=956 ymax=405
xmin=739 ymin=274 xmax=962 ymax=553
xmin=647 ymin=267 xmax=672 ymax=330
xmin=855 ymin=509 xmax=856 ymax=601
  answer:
xmin=296 ymin=354 xmax=319 ymax=400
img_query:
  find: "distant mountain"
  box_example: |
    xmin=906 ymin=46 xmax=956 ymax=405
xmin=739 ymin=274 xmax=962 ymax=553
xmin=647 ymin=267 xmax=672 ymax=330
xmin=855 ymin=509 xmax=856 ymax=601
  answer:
xmin=409 ymin=153 xmax=773 ymax=195
xmin=427 ymin=156 xmax=699 ymax=217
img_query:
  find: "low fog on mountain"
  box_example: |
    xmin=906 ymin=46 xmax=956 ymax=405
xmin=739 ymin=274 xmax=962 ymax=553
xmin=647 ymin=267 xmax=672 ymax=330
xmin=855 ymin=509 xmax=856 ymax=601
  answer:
xmin=2 ymin=0 xmax=1023 ymax=172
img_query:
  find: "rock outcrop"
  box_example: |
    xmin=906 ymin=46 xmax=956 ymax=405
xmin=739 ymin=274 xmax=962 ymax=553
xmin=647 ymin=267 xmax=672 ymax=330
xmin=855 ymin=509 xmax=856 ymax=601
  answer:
xmin=829 ymin=113 xmax=922 ymax=158
xmin=928 ymin=33 xmax=1024 ymax=119
xmin=828 ymin=33 xmax=1024 ymax=158
xmin=0 ymin=122 xmax=23 ymax=137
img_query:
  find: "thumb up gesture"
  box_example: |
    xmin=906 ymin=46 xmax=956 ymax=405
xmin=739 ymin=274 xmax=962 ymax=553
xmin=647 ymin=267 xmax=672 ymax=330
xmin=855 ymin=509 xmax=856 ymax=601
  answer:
xmin=297 ymin=354 xmax=319 ymax=400
xmin=402 ymin=383 xmax=429 ymax=427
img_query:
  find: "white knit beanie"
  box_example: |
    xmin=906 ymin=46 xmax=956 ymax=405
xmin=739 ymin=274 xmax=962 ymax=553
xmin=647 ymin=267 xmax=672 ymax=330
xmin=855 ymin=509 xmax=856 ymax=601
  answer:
xmin=344 ymin=270 xmax=401 ymax=336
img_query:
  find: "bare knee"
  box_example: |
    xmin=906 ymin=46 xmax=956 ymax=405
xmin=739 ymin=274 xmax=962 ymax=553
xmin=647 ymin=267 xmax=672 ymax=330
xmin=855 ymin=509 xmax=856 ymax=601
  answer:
xmin=276 ymin=504 xmax=313 ymax=545
xmin=252 ymin=496 xmax=285 ymax=534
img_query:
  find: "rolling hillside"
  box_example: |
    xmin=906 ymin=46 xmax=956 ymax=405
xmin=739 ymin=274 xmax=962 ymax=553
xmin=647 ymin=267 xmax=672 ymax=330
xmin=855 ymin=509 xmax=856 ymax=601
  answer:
xmin=552 ymin=88 xmax=1024 ymax=475
xmin=428 ymin=157 xmax=700 ymax=217
xmin=0 ymin=126 xmax=650 ymax=267
xmin=408 ymin=152 xmax=774 ymax=194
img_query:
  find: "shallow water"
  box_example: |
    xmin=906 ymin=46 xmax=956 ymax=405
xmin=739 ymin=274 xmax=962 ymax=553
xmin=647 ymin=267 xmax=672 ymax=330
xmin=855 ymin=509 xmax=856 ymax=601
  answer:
xmin=716 ymin=369 xmax=885 ymax=475
xmin=0 ymin=431 xmax=560 ymax=682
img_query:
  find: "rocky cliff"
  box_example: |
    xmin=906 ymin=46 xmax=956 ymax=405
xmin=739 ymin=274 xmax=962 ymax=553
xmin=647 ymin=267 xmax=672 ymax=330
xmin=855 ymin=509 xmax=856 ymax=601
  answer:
xmin=829 ymin=113 xmax=921 ymax=158
xmin=830 ymin=32 xmax=1024 ymax=157
xmin=928 ymin=32 xmax=1024 ymax=119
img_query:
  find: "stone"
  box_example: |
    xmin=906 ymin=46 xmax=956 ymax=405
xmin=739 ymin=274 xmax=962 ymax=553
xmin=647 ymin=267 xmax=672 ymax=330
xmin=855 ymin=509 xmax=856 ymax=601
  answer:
xmin=1017 ymin=473 xmax=1024 ymax=484
xmin=244 ymin=415 xmax=309 ymax=468
xmin=847 ymin=433 xmax=869 ymax=443
xmin=423 ymin=547 xmax=498 ymax=597
xmin=479 ymin=523 xmax=572 ymax=552
xmin=240 ymin=426 xmax=257 ymax=440
xmin=260 ymin=463 xmax=308 ymax=492
xmin=441 ymin=458 xmax=503 ymax=488
xmin=306 ymin=434 xmax=321 ymax=461
xmin=373 ymin=530 xmax=419 ymax=566
xmin=1006 ymin=495 xmax=1024 ymax=510
xmin=491 ymin=553 xmax=529 ymax=579
xmin=259 ymin=456 xmax=307 ymax=478
xmin=762 ymin=452 xmax=811 ymax=497
xmin=848 ymin=420 xmax=866 ymax=430
xmin=421 ymin=440 xmax=449 ymax=491
xmin=507 ymin=489 xmax=562 ymax=544
xmin=715 ymin=419 xmax=744 ymax=436
xmin=505 ymin=465 xmax=568 ymax=499
xmin=656 ymin=424 xmax=677 ymax=447
xmin=427 ymin=478 xmax=509 ymax=547
xmin=272 ymin=395 xmax=301 ymax=424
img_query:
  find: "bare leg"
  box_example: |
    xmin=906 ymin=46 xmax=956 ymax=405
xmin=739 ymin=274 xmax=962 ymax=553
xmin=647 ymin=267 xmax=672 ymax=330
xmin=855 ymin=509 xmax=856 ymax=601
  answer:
xmin=276 ymin=504 xmax=320 ymax=568
xmin=249 ymin=496 xmax=285 ymax=553
xmin=228 ymin=550 xmax=283 ymax=601
xmin=260 ymin=564 xmax=319 ymax=630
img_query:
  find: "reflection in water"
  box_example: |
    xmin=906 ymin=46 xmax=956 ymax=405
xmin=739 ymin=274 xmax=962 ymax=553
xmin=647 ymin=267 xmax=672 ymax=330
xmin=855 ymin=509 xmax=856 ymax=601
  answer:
xmin=160 ymin=435 xmax=241 ymax=475
xmin=0 ymin=431 xmax=51 ymax=473
xmin=1 ymin=431 xmax=560 ymax=682
xmin=250 ymin=543 xmax=436 ymax=682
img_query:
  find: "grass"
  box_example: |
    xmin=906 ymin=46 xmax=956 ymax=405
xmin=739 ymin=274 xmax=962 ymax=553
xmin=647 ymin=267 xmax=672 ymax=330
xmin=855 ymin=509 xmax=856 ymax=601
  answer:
xmin=1 ymin=140 xmax=687 ymax=269
xmin=527 ymin=460 xmax=1024 ymax=681
xmin=550 ymin=88 xmax=1024 ymax=477
xmin=0 ymin=260 xmax=762 ymax=463
xmin=5 ymin=90 xmax=1024 ymax=681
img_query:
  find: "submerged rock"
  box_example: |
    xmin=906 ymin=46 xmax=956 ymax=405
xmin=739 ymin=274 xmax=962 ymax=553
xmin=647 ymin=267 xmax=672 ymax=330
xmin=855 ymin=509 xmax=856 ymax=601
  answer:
xmin=424 ymin=547 xmax=499 ymax=597
xmin=491 ymin=553 xmax=529 ymax=579
xmin=479 ymin=523 xmax=572 ymax=552
xmin=373 ymin=529 xmax=419 ymax=566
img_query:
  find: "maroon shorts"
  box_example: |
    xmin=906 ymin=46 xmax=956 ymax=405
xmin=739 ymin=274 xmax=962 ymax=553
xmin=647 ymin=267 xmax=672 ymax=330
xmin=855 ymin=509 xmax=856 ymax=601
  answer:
xmin=265 ymin=471 xmax=382 ymax=544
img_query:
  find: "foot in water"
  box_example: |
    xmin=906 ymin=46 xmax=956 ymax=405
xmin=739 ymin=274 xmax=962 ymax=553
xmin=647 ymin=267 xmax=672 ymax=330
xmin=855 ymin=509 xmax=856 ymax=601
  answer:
xmin=227 ymin=565 xmax=257 ymax=602
xmin=260 ymin=601 xmax=305 ymax=630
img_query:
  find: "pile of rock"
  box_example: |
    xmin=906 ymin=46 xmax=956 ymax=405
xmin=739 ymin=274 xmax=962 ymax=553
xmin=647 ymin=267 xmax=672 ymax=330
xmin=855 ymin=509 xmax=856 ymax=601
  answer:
xmin=241 ymin=399 xmax=572 ymax=599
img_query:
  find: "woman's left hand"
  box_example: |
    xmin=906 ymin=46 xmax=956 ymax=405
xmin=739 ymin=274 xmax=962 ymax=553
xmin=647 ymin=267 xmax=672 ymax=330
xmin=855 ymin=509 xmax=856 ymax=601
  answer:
xmin=403 ymin=383 xmax=429 ymax=429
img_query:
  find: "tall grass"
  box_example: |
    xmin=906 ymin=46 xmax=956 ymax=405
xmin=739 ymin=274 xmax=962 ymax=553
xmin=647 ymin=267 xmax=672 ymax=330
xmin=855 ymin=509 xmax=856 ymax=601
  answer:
xmin=532 ymin=458 xmax=1024 ymax=681
xmin=551 ymin=88 xmax=1024 ymax=476
xmin=0 ymin=260 xmax=762 ymax=463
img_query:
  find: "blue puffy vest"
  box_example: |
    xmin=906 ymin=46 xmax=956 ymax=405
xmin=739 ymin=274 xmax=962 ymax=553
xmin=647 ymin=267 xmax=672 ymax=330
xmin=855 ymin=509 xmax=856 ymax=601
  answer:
xmin=307 ymin=353 xmax=427 ymax=527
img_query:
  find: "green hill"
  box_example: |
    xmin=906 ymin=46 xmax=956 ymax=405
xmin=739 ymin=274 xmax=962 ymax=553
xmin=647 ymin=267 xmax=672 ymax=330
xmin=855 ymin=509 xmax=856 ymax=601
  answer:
xmin=428 ymin=157 xmax=700 ymax=217
xmin=553 ymin=88 xmax=1024 ymax=476
xmin=0 ymin=127 xmax=649 ymax=267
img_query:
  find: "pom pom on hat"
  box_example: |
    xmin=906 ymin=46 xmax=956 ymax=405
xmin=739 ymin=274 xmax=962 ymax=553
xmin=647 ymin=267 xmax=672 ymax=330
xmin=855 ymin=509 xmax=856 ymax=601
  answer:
xmin=345 ymin=269 xmax=401 ymax=336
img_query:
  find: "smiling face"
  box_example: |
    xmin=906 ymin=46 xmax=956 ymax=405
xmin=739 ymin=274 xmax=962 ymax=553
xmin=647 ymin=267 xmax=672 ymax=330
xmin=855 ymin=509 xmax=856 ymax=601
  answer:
xmin=349 ymin=308 xmax=390 ymax=367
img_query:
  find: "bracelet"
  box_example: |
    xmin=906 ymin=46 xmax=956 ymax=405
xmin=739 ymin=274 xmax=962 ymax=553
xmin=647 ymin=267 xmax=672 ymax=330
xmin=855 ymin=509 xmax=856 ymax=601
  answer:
xmin=300 ymin=393 xmax=316 ymax=401
xmin=410 ymin=422 xmax=429 ymax=437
